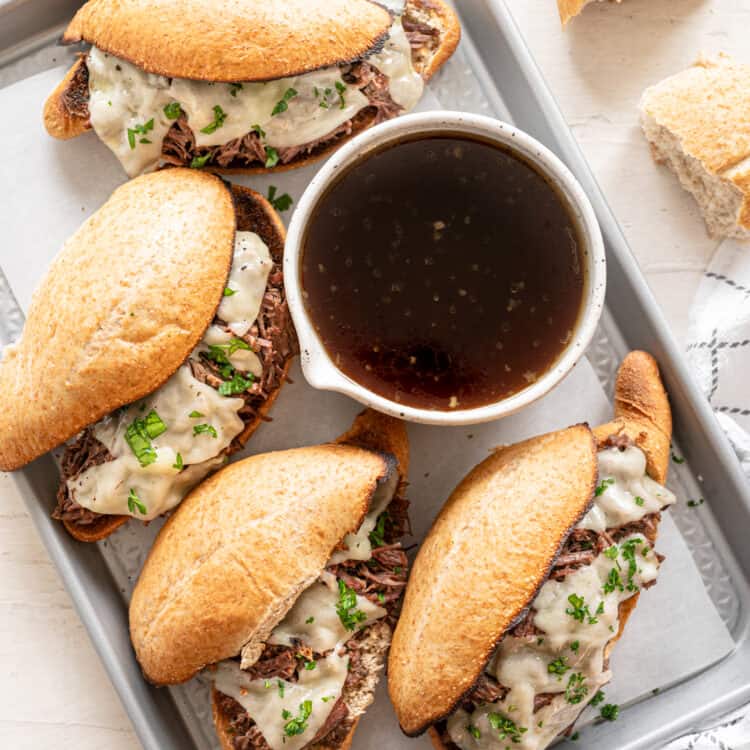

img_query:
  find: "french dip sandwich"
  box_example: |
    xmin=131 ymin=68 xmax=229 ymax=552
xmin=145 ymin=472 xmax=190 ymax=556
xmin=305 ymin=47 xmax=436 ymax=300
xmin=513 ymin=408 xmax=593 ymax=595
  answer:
xmin=0 ymin=168 xmax=295 ymax=542
xmin=389 ymin=352 xmax=676 ymax=749
xmin=130 ymin=409 xmax=410 ymax=750
xmin=44 ymin=0 xmax=460 ymax=177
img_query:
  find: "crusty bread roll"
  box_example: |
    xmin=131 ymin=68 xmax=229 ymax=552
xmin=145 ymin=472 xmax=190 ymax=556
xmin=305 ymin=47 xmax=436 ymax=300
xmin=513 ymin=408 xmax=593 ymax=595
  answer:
xmin=389 ymin=351 xmax=672 ymax=747
xmin=129 ymin=409 xmax=409 ymax=750
xmin=640 ymin=54 xmax=750 ymax=241
xmin=0 ymin=169 xmax=235 ymax=472
xmin=42 ymin=0 xmax=461 ymax=175
xmin=557 ymin=0 xmax=622 ymax=26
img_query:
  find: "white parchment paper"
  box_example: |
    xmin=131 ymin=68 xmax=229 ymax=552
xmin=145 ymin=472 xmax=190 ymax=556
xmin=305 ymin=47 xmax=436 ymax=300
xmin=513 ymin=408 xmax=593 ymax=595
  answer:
xmin=0 ymin=68 xmax=735 ymax=747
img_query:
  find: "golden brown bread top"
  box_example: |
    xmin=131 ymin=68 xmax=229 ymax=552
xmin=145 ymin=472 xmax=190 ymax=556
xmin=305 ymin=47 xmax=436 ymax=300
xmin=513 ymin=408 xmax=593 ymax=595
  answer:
xmin=130 ymin=408 xmax=409 ymax=686
xmin=42 ymin=56 xmax=89 ymax=140
xmin=388 ymin=423 xmax=598 ymax=736
xmin=557 ymin=0 xmax=592 ymax=25
xmin=389 ymin=351 xmax=672 ymax=737
xmin=60 ymin=182 xmax=290 ymax=543
xmin=0 ymin=169 xmax=235 ymax=472
xmin=61 ymin=0 xmax=392 ymax=82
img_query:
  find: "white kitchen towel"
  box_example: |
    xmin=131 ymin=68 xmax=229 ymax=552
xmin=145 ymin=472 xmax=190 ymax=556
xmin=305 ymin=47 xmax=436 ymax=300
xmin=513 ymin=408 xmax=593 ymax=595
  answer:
xmin=686 ymin=239 xmax=750 ymax=480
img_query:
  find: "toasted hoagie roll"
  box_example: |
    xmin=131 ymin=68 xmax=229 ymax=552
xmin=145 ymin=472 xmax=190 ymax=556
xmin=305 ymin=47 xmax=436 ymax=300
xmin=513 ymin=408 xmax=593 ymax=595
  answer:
xmin=0 ymin=168 xmax=295 ymax=541
xmin=44 ymin=0 xmax=460 ymax=177
xmin=557 ymin=0 xmax=623 ymax=26
xmin=129 ymin=409 xmax=410 ymax=750
xmin=388 ymin=351 xmax=675 ymax=750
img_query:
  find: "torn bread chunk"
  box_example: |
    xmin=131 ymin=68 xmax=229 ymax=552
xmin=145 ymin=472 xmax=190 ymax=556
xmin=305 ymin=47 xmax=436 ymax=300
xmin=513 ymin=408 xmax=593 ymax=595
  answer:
xmin=640 ymin=54 xmax=750 ymax=241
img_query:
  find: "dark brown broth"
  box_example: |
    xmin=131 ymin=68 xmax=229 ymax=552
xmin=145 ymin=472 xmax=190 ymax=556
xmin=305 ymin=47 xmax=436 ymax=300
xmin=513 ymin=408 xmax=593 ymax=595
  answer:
xmin=301 ymin=134 xmax=585 ymax=411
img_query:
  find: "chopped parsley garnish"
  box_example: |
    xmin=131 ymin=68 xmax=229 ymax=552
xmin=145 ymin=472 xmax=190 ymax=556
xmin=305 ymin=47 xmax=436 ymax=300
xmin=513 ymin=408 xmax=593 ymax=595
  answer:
xmin=600 ymin=703 xmax=619 ymax=722
xmin=127 ymin=488 xmax=147 ymax=515
xmin=487 ymin=713 xmax=527 ymax=743
xmin=303 ymin=660 xmax=316 ymax=671
xmin=193 ymin=423 xmax=218 ymax=438
xmin=594 ymin=477 xmax=615 ymax=496
xmin=671 ymin=451 xmax=685 ymax=464
xmin=591 ymin=690 xmax=606 ymax=707
xmin=336 ymin=579 xmax=367 ymax=631
xmin=548 ymin=657 xmax=570 ymax=678
xmin=570 ymin=732 xmax=580 ymax=741
xmin=271 ymin=87 xmax=298 ymax=116
xmin=467 ymin=724 xmax=481 ymax=740
xmin=251 ymin=124 xmax=266 ymax=138
xmin=218 ymin=372 xmax=254 ymax=396
xmin=688 ymin=498 xmax=704 ymax=508
xmin=264 ymin=680 xmax=272 ymax=689
xmin=205 ymin=338 xmax=252 ymax=382
xmin=163 ymin=101 xmax=182 ymax=120
xmin=190 ymin=153 xmax=212 ymax=169
xmin=368 ymin=512 xmax=388 ymax=548
xmin=570 ymin=640 xmax=580 ymax=653
xmin=267 ymin=185 xmax=293 ymax=212
xmin=125 ymin=409 xmax=167 ymax=466
xmin=264 ymin=146 xmax=280 ymax=168
xmin=604 ymin=567 xmax=624 ymax=594
xmin=277 ymin=680 xmax=285 ymax=698
xmin=566 ymin=593 xmax=600 ymax=624
xmin=228 ymin=82 xmax=243 ymax=97
xmin=635 ymin=496 xmax=645 ymax=506
xmin=377 ymin=592 xmax=386 ymax=604
xmin=201 ymin=105 xmax=227 ymax=134
xmin=335 ymin=80 xmax=347 ymax=109
xmin=604 ymin=545 xmax=619 ymax=560
xmin=321 ymin=695 xmax=335 ymax=703
xmin=223 ymin=287 xmax=237 ymax=296
xmin=173 ymin=453 xmax=183 ymax=470
xmin=283 ymin=700 xmax=312 ymax=737
xmin=596 ymin=601 xmax=605 ymax=615
xmin=621 ymin=537 xmax=644 ymax=591
xmin=565 ymin=673 xmax=588 ymax=704
xmin=127 ymin=118 xmax=154 ymax=149
xmin=305 ymin=616 xmax=315 ymax=624
xmin=189 ymin=410 xmax=204 ymax=418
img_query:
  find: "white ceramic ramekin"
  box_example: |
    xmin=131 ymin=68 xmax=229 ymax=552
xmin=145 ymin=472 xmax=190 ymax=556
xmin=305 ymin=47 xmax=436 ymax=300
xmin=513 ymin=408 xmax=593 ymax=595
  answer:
xmin=284 ymin=111 xmax=606 ymax=425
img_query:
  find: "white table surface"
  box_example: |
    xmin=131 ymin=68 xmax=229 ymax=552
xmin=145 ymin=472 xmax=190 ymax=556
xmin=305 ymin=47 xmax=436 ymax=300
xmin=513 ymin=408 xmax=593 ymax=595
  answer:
xmin=1 ymin=1 xmax=745 ymax=747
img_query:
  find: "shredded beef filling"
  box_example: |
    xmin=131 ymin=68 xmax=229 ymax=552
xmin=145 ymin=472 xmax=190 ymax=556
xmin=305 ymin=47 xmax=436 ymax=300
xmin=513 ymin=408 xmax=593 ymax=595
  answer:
xmin=60 ymin=54 xmax=90 ymax=121
xmin=218 ymin=493 xmax=410 ymax=750
xmin=53 ymin=250 xmax=296 ymax=524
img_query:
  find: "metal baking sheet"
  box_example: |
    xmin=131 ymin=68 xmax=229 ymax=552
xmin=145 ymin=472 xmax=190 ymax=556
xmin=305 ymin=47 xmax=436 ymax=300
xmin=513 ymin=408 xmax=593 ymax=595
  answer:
xmin=1 ymin=1 xmax=749 ymax=749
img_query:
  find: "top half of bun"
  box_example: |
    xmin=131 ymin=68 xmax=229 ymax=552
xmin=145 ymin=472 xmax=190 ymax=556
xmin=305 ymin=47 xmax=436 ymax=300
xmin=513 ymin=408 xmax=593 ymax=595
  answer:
xmin=129 ymin=409 xmax=408 ymax=686
xmin=0 ymin=168 xmax=238 ymax=472
xmin=388 ymin=351 xmax=672 ymax=737
xmin=61 ymin=0 xmax=393 ymax=83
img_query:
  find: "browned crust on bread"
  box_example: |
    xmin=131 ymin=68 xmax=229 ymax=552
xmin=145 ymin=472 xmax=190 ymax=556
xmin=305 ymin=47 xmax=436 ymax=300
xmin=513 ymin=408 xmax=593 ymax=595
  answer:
xmin=0 ymin=169 xmax=235 ymax=473
xmin=414 ymin=0 xmax=461 ymax=81
xmin=388 ymin=424 xmax=598 ymax=736
xmin=593 ymin=350 xmax=672 ymax=485
xmin=392 ymin=352 xmax=672 ymax=740
xmin=61 ymin=0 xmax=392 ymax=83
xmin=43 ymin=57 xmax=90 ymax=139
xmin=557 ymin=0 xmax=590 ymax=25
xmin=58 ymin=181 xmax=291 ymax=544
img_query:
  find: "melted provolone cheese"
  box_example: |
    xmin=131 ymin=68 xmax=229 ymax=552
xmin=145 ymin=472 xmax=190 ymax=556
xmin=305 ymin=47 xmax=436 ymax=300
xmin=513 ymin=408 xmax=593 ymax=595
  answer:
xmin=328 ymin=469 xmax=400 ymax=565
xmin=447 ymin=444 xmax=669 ymax=750
xmin=213 ymin=650 xmax=349 ymax=750
xmin=578 ymin=445 xmax=676 ymax=532
xmin=66 ymin=233 xmax=271 ymax=520
xmin=86 ymin=19 xmax=422 ymax=176
xmin=218 ymin=233 xmax=273 ymax=337
xmin=268 ymin=572 xmax=387 ymax=653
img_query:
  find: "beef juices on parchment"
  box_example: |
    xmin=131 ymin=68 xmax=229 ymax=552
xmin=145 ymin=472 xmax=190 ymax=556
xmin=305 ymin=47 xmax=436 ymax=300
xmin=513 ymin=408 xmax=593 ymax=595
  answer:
xmin=0 ymin=168 xmax=296 ymax=542
xmin=129 ymin=409 xmax=411 ymax=750
xmin=43 ymin=0 xmax=461 ymax=177
xmin=388 ymin=352 xmax=676 ymax=750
